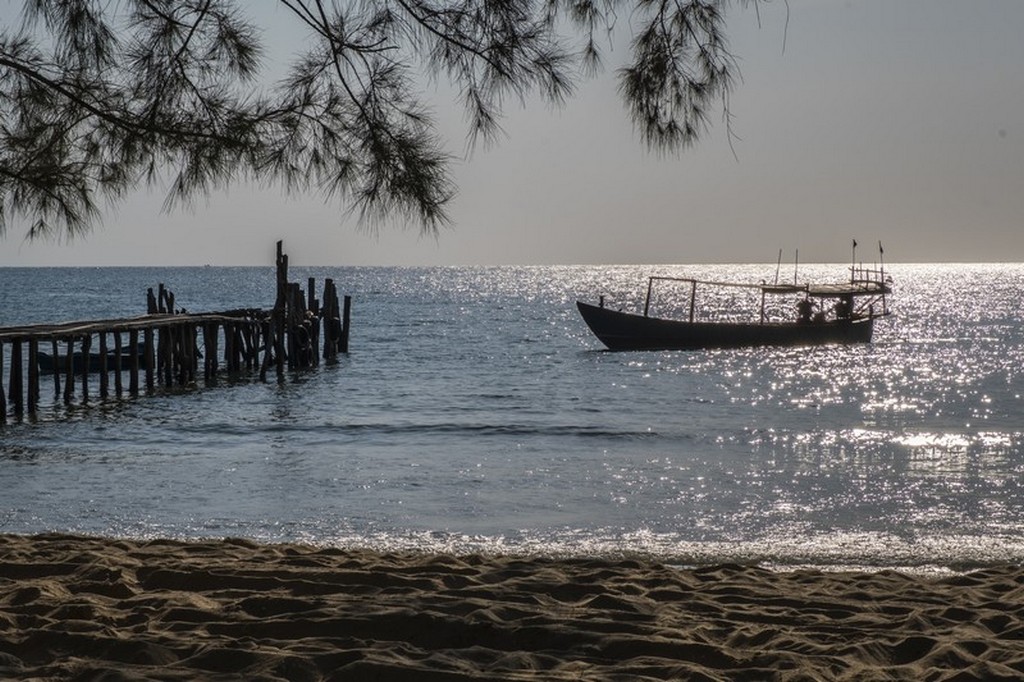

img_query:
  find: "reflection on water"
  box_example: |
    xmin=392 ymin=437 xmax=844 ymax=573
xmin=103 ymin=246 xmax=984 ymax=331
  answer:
xmin=1 ymin=263 xmax=1024 ymax=569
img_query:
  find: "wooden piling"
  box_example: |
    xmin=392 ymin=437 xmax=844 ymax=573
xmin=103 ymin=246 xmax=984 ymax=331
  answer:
xmin=0 ymin=342 xmax=6 ymax=423
xmin=202 ymin=323 xmax=214 ymax=380
xmin=240 ymin=324 xmax=252 ymax=370
xmin=63 ymin=339 xmax=74 ymax=405
xmin=6 ymin=337 xmax=21 ymax=411
xmin=10 ymin=340 xmax=23 ymax=415
xmin=275 ymin=243 xmax=288 ymax=379
xmin=172 ymin=325 xmax=180 ymax=383
xmin=114 ymin=334 xmax=124 ymax=397
xmin=341 ymin=295 xmax=351 ymax=354
xmin=227 ymin=322 xmax=239 ymax=374
xmin=129 ymin=330 xmax=140 ymax=395
xmin=168 ymin=325 xmax=178 ymax=384
xmin=80 ymin=335 xmax=91 ymax=404
xmin=27 ymin=339 xmax=39 ymax=414
xmin=322 ymin=279 xmax=337 ymax=361
xmin=51 ymin=339 xmax=60 ymax=398
xmin=98 ymin=333 xmax=109 ymax=399
xmin=236 ymin=323 xmax=247 ymax=371
xmin=159 ymin=326 xmax=170 ymax=386
xmin=259 ymin=318 xmax=272 ymax=382
xmin=144 ymin=329 xmax=155 ymax=392
xmin=187 ymin=324 xmax=198 ymax=383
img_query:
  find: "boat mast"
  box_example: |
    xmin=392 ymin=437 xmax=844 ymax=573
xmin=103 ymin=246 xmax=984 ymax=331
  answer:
xmin=689 ymin=280 xmax=697 ymax=323
xmin=878 ymin=240 xmax=887 ymax=315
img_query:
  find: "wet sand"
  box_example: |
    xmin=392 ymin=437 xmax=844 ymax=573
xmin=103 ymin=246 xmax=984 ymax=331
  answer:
xmin=2 ymin=533 xmax=1023 ymax=680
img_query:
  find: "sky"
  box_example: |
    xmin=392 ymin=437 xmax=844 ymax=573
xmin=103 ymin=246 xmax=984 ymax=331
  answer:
xmin=2 ymin=0 xmax=1023 ymax=267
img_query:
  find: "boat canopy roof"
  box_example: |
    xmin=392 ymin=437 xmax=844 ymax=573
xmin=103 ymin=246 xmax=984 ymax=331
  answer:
xmin=804 ymin=281 xmax=890 ymax=297
xmin=650 ymin=275 xmax=891 ymax=298
xmin=762 ymin=281 xmax=891 ymax=298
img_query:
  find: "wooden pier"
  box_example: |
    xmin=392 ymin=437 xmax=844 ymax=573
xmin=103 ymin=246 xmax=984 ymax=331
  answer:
xmin=0 ymin=242 xmax=350 ymax=424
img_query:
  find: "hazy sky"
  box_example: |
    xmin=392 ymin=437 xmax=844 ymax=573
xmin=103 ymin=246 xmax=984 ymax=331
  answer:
xmin=2 ymin=0 xmax=1023 ymax=267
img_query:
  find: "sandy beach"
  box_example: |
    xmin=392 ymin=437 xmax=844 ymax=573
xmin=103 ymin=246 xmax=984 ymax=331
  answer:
xmin=1 ymin=534 xmax=1022 ymax=680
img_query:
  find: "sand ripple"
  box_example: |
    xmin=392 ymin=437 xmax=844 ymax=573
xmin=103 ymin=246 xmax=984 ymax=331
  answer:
xmin=2 ymin=534 xmax=1024 ymax=680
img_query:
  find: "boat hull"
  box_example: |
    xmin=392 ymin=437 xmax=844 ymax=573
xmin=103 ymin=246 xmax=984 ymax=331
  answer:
xmin=577 ymin=301 xmax=874 ymax=351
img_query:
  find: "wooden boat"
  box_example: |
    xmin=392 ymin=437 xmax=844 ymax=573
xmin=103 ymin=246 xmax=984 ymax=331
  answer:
xmin=578 ymin=255 xmax=892 ymax=351
xmin=37 ymin=342 xmax=147 ymax=374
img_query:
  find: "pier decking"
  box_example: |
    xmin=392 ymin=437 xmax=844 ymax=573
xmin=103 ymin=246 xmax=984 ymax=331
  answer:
xmin=0 ymin=242 xmax=350 ymax=424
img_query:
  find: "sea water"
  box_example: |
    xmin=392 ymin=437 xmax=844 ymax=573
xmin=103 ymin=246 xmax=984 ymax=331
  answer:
xmin=1 ymin=263 xmax=1022 ymax=572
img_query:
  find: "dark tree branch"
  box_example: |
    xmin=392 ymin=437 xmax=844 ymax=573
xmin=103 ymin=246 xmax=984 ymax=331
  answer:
xmin=0 ymin=0 xmax=764 ymax=242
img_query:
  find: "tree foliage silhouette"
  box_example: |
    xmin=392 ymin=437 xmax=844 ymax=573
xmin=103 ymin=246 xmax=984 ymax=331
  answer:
xmin=0 ymin=0 xmax=757 ymax=241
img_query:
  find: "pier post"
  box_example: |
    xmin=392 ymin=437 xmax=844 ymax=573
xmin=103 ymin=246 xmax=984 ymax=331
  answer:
xmin=285 ymin=285 xmax=295 ymax=370
xmin=241 ymin=323 xmax=253 ymax=370
xmin=114 ymin=334 xmax=123 ymax=397
xmin=211 ymin=323 xmax=219 ymax=379
xmin=236 ymin=323 xmax=247 ymax=371
xmin=51 ymin=340 xmax=60 ymax=398
xmin=63 ymin=338 xmax=74 ymax=404
xmin=258 ymin=318 xmax=271 ymax=382
xmin=98 ymin=333 xmax=109 ymax=399
xmin=238 ymin=324 xmax=248 ymax=372
xmin=170 ymin=325 xmax=179 ymax=384
xmin=274 ymin=314 xmax=285 ymax=379
xmin=212 ymin=322 xmax=222 ymax=376
xmin=0 ymin=341 xmax=6 ymax=423
xmin=27 ymin=339 xmax=39 ymax=414
xmin=341 ymin=295 xmax=351 ymax=354
xmin=10 ymin=340 xmax=23 ymax=415
xmin=189 ymin=324 xmax=198 ymax=383
xmin=236 ymin=323 xmax=245 ymax=373
xmin=202 ymin=323 xmax=214 ymax=380
xmin=144 ymin=328 xmax=155 ymax=392
xmin=308 ymin=277 xmax=320 ymax=367
xmin=322 ymin=279 xmax=340 ymax=361
xmin=80 ymin=335 xmax=91 ymax=404
xmin=188 ymin=324 xmax=199 ymax=383
xmin=129 ymin=330 xmax=140 ymax=396
xmin=273 ymin=241 xmax=288 ymax=379
xmin=156 ymin=326 xmax=165 ymax=384
xmin=226 ymin=322 xmax=237 ymax=373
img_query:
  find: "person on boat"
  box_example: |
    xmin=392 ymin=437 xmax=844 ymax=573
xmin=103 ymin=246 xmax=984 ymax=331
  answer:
xmin=797 ymin=297 xmax=814 ymax=324
xmin=835 ymin=294 xmax=854 ymax=321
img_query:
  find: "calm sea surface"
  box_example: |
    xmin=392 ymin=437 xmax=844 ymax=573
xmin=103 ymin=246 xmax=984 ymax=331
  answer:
xmin=1 ymin=263 xmax=1023 ymax=572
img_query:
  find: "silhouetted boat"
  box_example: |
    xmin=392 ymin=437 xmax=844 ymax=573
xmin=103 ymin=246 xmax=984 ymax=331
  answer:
xmin=37 ymin=342 xmax=147 ymax=374
xmin=578 ymin=254 xmax=892 ymax=351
